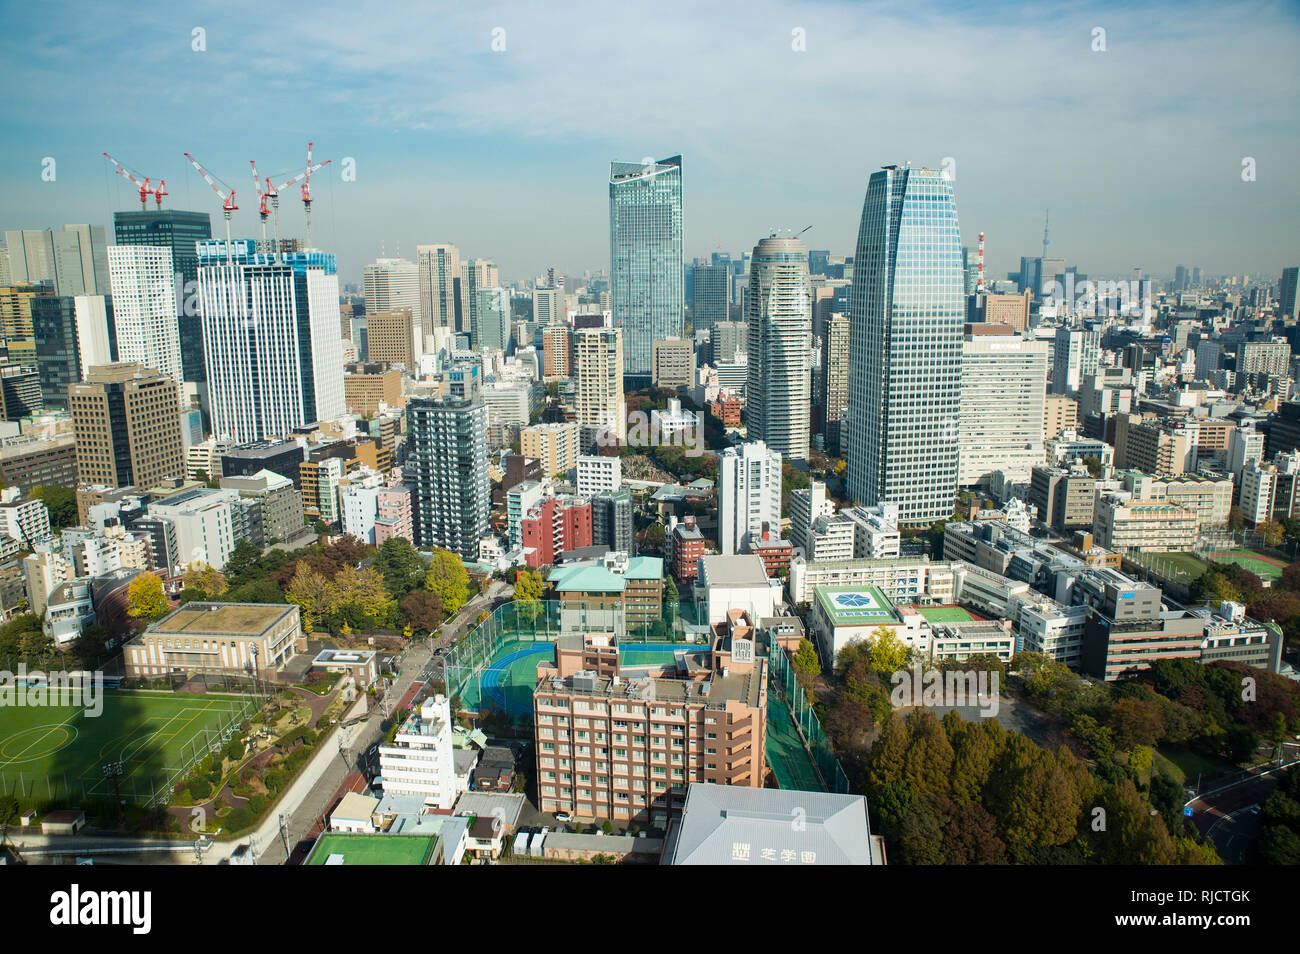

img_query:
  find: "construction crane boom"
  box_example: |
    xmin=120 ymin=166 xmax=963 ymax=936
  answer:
xmin=103 ymin=152 xmax=164 ymax=210
xmin=250 ymin=160 xmax=270 ymax=245
xmin=183 ymin=151 xmax=239 ymax=252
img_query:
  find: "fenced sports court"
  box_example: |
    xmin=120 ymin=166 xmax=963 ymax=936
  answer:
xmin=0 ymin=689 xmax=256 ymax=808
xmin=444 ymin=600 xmax=850 ymax=794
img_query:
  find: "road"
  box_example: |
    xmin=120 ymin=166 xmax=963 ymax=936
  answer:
xmin=1185 ymin=746 xmax=1300 ymax=863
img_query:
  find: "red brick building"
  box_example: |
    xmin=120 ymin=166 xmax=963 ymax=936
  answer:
xmin=521 ymin=496 xmax=593 ymax=568
xmin=666 ymin=515 xmax=707 ymax=585
xmin=708 ymin=392 xmax=743 ymax=427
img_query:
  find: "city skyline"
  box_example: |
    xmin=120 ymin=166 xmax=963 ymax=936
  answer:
xmin=2 ymin=1 xmax=1297 ymax=284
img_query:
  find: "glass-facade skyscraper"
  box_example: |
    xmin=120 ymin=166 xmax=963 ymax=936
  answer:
xmin=113 ymin=210 xmax=212 ymax=389
xmin=846 ymin=165 xmax=963 ymax=525
xmin=691 ymin=263 xmax=729 ymax=332
xmin=609 ymin=155 xmax=684 ymax=381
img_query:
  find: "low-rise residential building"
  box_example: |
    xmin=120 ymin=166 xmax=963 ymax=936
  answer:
xmin=546 ymin=553 xmax=665 ymax=630
xmin=378 ymin=695 xmax=464 ymax=810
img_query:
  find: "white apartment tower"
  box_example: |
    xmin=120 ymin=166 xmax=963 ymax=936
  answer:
xmin=572 ymin=326 xmax=626 ymax=441
xmin=364 ymin=257 xmax=422 ymax=356
xmin=718 ymin=441 xmax=782 ymax=555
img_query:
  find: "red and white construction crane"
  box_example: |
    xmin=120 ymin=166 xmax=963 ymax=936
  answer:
xmin=183 ymin=152 xmax=238 ymax=252
xmin=250 ymin=160 xmax=271 ymax=245
xmin=102 ymin=153 xmax=167 ymax=210
xmin=257 ymin=144 xmax=331 ymax=256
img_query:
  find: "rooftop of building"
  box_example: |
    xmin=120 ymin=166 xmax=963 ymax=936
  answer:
xmin=662 ymin=783 xmax=874 ymax=866
xmin=306 ymin=833 xmax=439 ymax=866
xmin=148 ymin=602 xmax=296 ymax=637
xmin=814 ymin=584 xmax=898 ymax=626
xmin=699 ymin=554 xmax=770 ymax=586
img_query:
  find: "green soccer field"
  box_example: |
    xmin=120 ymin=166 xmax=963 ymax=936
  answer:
xmin=0 ymin=690 xmax=253 ymax=802
xmin=1206 ymin=550 xmax=1286 ymax=581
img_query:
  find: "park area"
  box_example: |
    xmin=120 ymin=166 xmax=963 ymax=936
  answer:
xmin=0 ymin=689 xmax=252 ymax=806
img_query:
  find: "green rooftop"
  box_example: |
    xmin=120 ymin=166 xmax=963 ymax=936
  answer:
xmin=548 ymin=565 xmax=626 ymax=593
xmin=306 ymin=833 xmax=439 ymax=866
xmin=624 ymin=556 xmax=664 ymax=580
xmin=814 ymin=584 xmax=898 ymax=626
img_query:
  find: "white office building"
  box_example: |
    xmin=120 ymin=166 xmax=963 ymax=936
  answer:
xmin=959 ymin=330 xmax=1049 ymax=487
xmin=717 ymin=441 xmax=782 ymax=556
xmin=146 ymin=488 xmax=237 ymax=571
xmin=196 ymin=242 xmax=345 ymax=443
xmin=363 ymin=257 xmax=422 ymax=357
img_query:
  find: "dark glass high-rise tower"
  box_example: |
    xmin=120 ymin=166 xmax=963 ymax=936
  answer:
xmin=609 ymin=156 xmax=684 ymax=382
xmin=846 ymin=165 xmax=964 ymax=525
xmin=112 ymin=209 xmax=212 ymax=388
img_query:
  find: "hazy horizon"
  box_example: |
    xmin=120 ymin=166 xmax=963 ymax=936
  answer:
xmin=2 ymin=0 xmax=1297 ymax=287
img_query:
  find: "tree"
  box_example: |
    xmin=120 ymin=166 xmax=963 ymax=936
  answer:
xmin=183 ymin=562 xmax=228 ymax=599
xmin=400 ymin=590 xmax=444 ymax=634
xmin=285 ymin=563 xmax=333 ymax=634
xmin=127 ymin=574 xmax=168 ymax=625
xmin=373 ymin=537 xmax=425 ymax=599
xmin=792 ymin=639 xmax=822 ymax=679
xmin=865 ymin=626 xmax=909 ymax=677
xmin=425 ymin=549 xmax=470 ymax=617
xmin=224 ymin=540 xmax=264 ymax=588
xmin=31 ymin=485 xmax=76 ymax=528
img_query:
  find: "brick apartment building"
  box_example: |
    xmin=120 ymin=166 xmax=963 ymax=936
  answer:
xmin=533 ymin=626 xmax=767 ymax=829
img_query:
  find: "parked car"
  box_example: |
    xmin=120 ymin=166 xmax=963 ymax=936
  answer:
xmin=553 ymin=811 xmax=572 ymax=822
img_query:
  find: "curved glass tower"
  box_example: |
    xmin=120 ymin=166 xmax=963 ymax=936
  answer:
xmin=609 ymin=156 xmax=684 ymax=382
xmin=845 ymin=165 xmax=964 ymax=525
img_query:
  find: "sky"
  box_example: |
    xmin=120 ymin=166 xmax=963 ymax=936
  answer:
xmin=1 ymin=0 xmax=1297 ymax=287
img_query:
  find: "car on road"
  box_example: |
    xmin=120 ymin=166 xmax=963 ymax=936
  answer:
xmin=1246 ymin=804 xmax=1261 ymax=815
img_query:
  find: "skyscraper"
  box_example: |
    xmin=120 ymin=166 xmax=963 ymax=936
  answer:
xmin=196 ymin=241 xmax=345 ymax=443
xmin=1280 ymin=267 xmax=1300 ymax=322
xmin=107 ymin=245 xmax=185 ymax=406
xmin=417 ymin=244 xmax=462 ymax=340
xmin=691 ymin=263 xmax=729 ymax=332
xmin=474 ymin=287 xmax=511 ymax=353
xmin=4 ymin=226 xmax=108 ymax=297
xmin=745 ymin=235 xmax=812 ymax=462
xmin=718 ymin=441 xmax=782 ymax=555
xmin=846 ymin=165 xmax=963 ymax=524
xmin=70 ymin=363 xmax=184 ymax=490
xmin=113 ymin=210 xmax=213 ymax=389
xmin=821 ymin=313 xmax=850 ymax=454
xmin=32 ymin=295 xmax=116 ymax=410
xmin=407 ymin=392 xmax=489 ymax=559
xmin=461 ymin=258 xmax=500 ymax=347
xmin=609 ymin=155 xmax=684 ymax=382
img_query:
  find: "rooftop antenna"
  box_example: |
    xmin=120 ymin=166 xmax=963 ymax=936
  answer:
xmin=1042 ymin=210 xmax=1050 ymax=260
